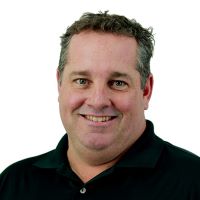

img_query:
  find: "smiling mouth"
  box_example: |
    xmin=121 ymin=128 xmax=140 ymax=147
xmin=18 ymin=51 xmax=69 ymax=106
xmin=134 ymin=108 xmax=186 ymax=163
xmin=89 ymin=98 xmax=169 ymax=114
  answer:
xmin=81 ymin=115 xmax=116 ymax=122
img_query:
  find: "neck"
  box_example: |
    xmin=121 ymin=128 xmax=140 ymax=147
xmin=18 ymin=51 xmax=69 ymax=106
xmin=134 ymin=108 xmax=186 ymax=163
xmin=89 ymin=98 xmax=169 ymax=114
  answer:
xmin=67 ymin=147 xmax=121 ymax=183
xmin=67 ymin=121 xmax=146 ymax=183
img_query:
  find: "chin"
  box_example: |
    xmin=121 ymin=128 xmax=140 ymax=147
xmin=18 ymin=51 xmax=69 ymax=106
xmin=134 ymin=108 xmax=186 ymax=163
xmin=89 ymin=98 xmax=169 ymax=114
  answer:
xmin=83 ymin=136 xmax=112 ymax=151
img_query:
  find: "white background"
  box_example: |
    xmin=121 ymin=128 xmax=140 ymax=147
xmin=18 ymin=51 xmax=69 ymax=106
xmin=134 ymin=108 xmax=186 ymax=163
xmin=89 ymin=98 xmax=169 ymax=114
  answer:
xmin=0 ymin=0 xmax=200 ymax=172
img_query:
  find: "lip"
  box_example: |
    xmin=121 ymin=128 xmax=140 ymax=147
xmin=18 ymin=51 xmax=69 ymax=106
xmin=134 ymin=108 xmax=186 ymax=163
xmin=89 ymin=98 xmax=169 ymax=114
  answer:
xmin=79 ymin=114 xmax=118 ymax=127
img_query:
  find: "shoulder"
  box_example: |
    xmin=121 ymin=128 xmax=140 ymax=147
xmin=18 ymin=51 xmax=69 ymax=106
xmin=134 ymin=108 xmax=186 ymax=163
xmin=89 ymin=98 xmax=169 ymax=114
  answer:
xmin=0 ymin=150 xmax=55 ymax=182
xmin=160 ymin=138 xmax=200 ymax=176
xmin=0 ymin=150 xmax=57 ymax=199
xmin=163 ymin=140 xmax=199 ymax=163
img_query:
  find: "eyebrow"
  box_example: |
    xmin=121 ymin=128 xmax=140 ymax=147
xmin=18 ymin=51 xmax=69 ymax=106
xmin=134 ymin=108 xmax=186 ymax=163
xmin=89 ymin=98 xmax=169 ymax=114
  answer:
xmin=110 ymin=72 xmax=131 ymax=79
xmin=69 ymin=70 xmax=90 ymax=77
xmin=69 ymin=70 xmax=133 ymax=82
xmin=109 ymin=72 xmax=134 ymax=84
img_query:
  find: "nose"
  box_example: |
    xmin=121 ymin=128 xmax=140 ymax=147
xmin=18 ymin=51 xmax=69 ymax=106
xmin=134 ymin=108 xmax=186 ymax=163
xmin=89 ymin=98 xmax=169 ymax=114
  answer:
xmin=85 ymin=84 xmax=112 ymax=110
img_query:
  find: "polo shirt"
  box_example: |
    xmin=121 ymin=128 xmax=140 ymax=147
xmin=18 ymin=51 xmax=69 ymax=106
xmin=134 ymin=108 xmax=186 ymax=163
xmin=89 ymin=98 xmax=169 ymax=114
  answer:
xmin=0 ymin=120 xmax=200 ymax=200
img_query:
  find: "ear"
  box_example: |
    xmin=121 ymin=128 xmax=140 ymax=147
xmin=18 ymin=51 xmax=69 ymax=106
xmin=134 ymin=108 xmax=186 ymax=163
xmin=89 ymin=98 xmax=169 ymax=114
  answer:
xmin=143 ymin=74 xmax=153 ymax=110
xmin=56 ymin=69 xmax=61 ymax=92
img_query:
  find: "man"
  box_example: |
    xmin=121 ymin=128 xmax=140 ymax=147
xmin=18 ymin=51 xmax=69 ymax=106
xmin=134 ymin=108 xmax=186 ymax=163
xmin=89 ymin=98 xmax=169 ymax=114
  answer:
xmin=0 ymin=11 xmax=199 ymax=200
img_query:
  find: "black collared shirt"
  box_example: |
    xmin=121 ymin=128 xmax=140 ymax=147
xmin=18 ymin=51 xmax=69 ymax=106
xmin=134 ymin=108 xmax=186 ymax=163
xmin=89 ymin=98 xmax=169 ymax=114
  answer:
xmin=0 ymin=120 xmax=200 ymax=200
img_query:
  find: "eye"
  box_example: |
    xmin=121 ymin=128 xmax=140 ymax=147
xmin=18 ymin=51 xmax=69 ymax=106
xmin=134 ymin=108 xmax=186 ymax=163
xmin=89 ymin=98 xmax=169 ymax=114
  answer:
xmin=76 ymin=78 xmax=87 ymax=85
xmin=73 ymin=78 xmax=89 ymax=88
xmin=109 ymin=80 xmax=128 ymax=90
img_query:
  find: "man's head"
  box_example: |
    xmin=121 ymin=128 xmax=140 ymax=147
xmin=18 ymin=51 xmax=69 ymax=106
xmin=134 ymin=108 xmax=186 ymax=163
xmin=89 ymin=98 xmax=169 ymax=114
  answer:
xmin=57 ymin=11 xmax=154 ymax=165
xmin=58 ymin=11 xmax=154 ymax=89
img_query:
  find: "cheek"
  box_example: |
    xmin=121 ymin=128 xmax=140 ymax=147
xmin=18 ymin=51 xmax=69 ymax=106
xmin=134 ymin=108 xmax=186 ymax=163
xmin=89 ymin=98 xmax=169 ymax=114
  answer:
xmin=113 ymin=94 xmax=135 ymax=112
xmin=113 ymin=92 xmax=144 ymax=114
xmin=117 ymin=99 xmax=133 ymax=113
xmin=59 ymin=89 xmax=85 ymax=113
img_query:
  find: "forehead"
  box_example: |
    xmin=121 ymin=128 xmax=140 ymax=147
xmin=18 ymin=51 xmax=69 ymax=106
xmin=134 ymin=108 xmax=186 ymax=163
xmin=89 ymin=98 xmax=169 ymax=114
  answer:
xmin=65 ymin=31 xmax=138 ymax=75
xmin=69 ymin=30 xmax=137 ymax=47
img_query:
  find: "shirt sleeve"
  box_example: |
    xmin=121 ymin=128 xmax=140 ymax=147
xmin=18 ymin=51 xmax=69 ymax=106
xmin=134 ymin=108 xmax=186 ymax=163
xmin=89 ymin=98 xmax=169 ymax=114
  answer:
xmin=0 ymin=166 xmax=20 ymax=200
xmin=0 ymin=169 xmax=10 ymax=199
xmin=188 ymin=181 xmax=200 ymax=200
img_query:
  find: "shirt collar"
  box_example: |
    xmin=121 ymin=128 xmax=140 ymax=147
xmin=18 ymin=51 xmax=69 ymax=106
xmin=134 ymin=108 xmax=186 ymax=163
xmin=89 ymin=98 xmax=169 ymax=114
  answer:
xmin=33 ymin=134 xmax=68 ymax=169
xmin=33 ymin=120 xmax=164 ymax=169
xmin=116 ymin=120 xmax=164 ymax=168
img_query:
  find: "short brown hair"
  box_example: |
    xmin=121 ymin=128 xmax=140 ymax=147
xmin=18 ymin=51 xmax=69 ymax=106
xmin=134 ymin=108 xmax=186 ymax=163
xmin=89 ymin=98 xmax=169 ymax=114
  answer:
xmin=58 ymin=11 xmax=154 ymax=89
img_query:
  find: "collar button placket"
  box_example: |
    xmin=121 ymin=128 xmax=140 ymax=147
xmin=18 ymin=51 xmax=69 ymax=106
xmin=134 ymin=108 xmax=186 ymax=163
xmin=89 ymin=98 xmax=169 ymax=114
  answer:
xmin=80 ymin=187 xmax=87 ymax=194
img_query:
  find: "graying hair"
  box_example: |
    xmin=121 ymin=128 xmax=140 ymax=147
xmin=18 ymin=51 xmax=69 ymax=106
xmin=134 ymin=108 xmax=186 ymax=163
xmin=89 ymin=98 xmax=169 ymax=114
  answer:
xmin=58 ymin=11 xmax=155 ymax=89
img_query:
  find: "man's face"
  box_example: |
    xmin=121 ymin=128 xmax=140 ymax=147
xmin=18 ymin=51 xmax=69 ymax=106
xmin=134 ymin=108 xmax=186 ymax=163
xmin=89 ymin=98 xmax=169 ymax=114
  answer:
xmin=57 ymin=31 xmax=153 ymax=157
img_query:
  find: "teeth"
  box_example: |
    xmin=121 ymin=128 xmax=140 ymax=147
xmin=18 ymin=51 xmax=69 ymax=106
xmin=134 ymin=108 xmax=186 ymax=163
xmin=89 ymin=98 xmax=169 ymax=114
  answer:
xmin=85 ymin=115 xmax=112 ymax=122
